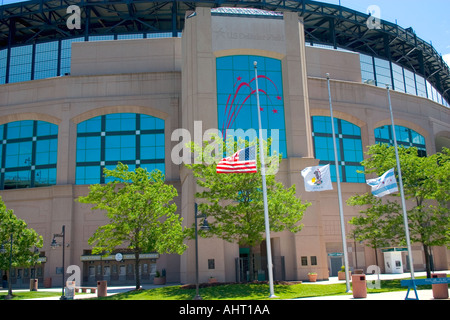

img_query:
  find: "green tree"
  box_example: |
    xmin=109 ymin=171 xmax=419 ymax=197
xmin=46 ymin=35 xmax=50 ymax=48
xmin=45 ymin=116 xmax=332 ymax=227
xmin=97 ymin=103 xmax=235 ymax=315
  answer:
xmin=0 ymin=197 xmax=43 ymax=298
xmin=186 ymin=136 xmax=310 ymax=280
xmin=348 ymin=144 xmax=450 ymax=277
xmin=77 ymin=163 xmax=187 ymax=290
xmin=348 ymin=193 xmax=402 ymax=267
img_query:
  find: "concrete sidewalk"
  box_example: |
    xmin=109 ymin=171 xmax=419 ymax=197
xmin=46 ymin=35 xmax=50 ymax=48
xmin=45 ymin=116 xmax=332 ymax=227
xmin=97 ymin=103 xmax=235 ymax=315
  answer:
xmin=295 ymin=270 xmax=450 ymax=300
xmin=8 ymin=270 xmax=449 ymax=300
xmin=294 ymin=289 xmax=444 ymax=300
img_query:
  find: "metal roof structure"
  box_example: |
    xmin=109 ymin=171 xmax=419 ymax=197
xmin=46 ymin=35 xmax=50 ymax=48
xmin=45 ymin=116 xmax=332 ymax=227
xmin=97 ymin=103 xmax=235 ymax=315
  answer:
xmin=0 ymin=0 xmax=449 ymax=102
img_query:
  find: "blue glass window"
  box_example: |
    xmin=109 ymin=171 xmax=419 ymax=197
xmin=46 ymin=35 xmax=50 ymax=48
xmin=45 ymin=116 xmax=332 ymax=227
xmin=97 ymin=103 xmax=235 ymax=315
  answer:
xmin=216 ymin=55 xmax=287 ymax=158
xmin=75 ymin=113 xmax=165 ymax=185
xmin=360 ymin=54 xmax=375 ymax=84
xmin=0 ymin=49 xmax=7 ymax=84
xmin=392 ymin=63 xmax=405 ymax=93
xmin=374 ymin=125 xmax=426 ymax=157
xmin=9 ymin=45 xmax=33 ymax=83
xmin=374 ymin=58 xmax=392 ymax=88
xmin=60 ymin=37 xmax=84 ymax=76
xmin=311 ymin=116 xmax=365 ymax=183
xmin=0 ymin=120 xmax=58 ymax=189
xmin=403 ymin=69 xmax=417 ymax=95
xmin=34 ymin=41 xmax=59 ymax=80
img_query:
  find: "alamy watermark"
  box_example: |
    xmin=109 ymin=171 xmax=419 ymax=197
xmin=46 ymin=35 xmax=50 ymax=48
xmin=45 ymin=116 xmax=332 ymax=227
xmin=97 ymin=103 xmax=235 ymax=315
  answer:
xmin=66 ymin=5 xmax=81 ymax=30
xmin=366 ymin=5 xmax=381 ymax=30
xmin=65 ymin=4 xmax=382 ymax=31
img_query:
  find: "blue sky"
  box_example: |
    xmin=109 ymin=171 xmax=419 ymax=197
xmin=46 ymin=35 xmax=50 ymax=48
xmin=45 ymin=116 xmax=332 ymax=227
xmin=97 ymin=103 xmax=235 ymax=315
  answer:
xmin=1 ymin=0 xmax=449 ymax=64
xmin=311 ymin=0 xmax=450 ymax=65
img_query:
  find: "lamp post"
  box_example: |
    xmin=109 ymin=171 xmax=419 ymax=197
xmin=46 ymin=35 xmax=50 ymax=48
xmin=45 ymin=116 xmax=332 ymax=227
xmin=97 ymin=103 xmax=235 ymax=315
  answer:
xmin=194 ymin=203 xmax=210 ymax=300
xmin=0 ymin=234 xmax=14 ymax=299
xmin=31 ymin=246 xmax=39 ymax=291
xmin=51 ymin=225 xmax=67 ymax=300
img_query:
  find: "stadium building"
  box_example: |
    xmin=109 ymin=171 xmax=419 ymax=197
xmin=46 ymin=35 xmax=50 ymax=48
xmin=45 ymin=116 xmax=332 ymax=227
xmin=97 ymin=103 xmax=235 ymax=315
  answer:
xmin=0 ymin=0 xmax=449 ymax=288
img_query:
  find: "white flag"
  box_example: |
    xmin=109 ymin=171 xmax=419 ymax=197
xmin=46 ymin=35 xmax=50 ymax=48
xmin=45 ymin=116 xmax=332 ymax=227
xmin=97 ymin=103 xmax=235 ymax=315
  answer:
xmin=301 ymin=164 xmax=333 ymax=192
xmin=366 ymin=168 xmax=398 ymax=197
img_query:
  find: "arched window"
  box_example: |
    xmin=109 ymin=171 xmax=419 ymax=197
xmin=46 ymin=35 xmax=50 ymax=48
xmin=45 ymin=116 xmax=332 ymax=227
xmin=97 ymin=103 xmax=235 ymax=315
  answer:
xmin=374 ymin=125 xmax=426 ymax=157
xmin=0 ymin=120 xmax=58 ymax=189
xmin=75 ymin=113 xmax=165 ymax=185
xmin=311 ymin=116 xmax=365 ymax=183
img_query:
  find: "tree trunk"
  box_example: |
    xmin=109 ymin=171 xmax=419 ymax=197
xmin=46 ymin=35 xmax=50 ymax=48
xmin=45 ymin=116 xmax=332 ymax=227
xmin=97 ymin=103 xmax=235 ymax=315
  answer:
xmin=374 ymin=245 xmax=379 ymax=267
xmin=134 ymin=250 xmax=141 ymax=290
xmin=248 ymin=247 xmax=255 ymax=281
xmin=423 ymin=244 xmax=432 ymax=278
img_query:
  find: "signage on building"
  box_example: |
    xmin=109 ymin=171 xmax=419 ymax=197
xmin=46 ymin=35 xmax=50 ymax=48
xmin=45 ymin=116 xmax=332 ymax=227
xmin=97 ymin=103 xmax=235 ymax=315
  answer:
xmin=327 ymin=252 xmax=344 ymax=257
xmin=80 ymin=253 xmax=159 ymax=261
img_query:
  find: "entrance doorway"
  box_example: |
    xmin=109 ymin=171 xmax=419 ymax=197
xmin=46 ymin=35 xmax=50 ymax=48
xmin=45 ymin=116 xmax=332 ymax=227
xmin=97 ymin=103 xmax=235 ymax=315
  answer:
xmin=329 ymin=256 xmax=343 ymax=277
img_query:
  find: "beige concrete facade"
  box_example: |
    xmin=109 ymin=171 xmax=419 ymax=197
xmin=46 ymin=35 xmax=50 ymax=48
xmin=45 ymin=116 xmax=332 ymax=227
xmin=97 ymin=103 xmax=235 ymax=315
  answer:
xmin=0 ymin=8 xmax=449 ymax=287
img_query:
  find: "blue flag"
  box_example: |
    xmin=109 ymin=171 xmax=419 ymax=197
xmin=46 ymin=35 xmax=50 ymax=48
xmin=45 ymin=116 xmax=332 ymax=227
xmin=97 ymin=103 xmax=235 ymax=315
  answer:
xmin=366 ymin=168 xmax=398 ymax=197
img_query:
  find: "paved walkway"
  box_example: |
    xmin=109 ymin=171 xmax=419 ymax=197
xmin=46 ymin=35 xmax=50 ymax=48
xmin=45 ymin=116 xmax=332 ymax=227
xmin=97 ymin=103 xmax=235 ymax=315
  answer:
xmin=4 ymin=270 xmax=449 ymax=300
xmin=295 ymin=270 xmax=450 ymax=300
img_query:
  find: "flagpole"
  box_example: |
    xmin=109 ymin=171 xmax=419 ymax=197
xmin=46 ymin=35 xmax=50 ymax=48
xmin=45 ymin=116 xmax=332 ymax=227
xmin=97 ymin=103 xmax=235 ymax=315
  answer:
xmin=326 ymin=74 xmax=351 ymax=293
xmin=386 ymin=85 xmax=416 ymax=284
xmin=254 ymin=61 xmax=276 ymax=298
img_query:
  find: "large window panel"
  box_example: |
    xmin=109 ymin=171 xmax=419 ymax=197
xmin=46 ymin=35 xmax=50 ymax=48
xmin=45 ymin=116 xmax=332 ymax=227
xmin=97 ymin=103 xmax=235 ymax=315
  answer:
xmin=0 ymin=120 xmax=58 ymax=189
xmin=392 ymin=63 xmax=405 ymax=93
xmin=374 ymin=58 xmax=392 ymax=88
xmin=403 ymin=68 xmax=417 ymax=95
xmin=374 ymin=125 xmax=426 ymax=157
xmin=34 ymin=41 xmax=59 ymax=80
xmin=0 ymin=48 xmax=7 ymax=84
xmin=75 ymin=113 xmax=165 ymax=185
xmin=216 ymin=55 xmax=287 ymax=158
xmin=415 ymin=74 xmax=427 ymax=98
xmin=9 ymin=45 xmax=33 ymax=83
xmin=60 ymin=37 xmax=84 ymax=76
xmin=311 ymin=116 xmax=365 ymax=183
xmin=360 ymin=54 xmax=375 ymax=83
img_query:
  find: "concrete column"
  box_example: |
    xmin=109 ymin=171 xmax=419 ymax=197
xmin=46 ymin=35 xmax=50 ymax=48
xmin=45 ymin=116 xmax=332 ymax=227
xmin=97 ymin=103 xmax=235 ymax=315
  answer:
xmin=282 ymin=13 xmax=314 ymax=159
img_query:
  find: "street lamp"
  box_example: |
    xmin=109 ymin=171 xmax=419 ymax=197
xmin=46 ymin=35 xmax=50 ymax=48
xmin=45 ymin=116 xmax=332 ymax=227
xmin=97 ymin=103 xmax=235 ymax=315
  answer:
xmin=194 ymin=203 xmax=210 ymax=300
xmin=51 ymin=225 xmax=67 ymax=300
xmin=0 ymin=234 xmax=13 ymax=299
xmin=31 ymin=246 xmax=39 ymax=291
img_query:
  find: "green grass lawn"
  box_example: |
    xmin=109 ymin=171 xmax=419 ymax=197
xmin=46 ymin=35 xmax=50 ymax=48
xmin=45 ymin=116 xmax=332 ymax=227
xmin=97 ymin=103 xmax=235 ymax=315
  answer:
xmin=0 ymin=290 xmax=63 ymax=300
xmin=1 ymin=277 xmax=431 ymax=300
xmin=95 ymin=278 xmax=424 ymax=300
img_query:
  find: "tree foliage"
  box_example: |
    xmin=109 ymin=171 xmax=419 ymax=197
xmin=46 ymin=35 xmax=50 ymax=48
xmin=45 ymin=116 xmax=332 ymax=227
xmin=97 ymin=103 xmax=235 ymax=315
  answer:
xmin=186 ymin=136 xmax=310 ymax=279
xmin=348 ymin=144 xmax=450 ymax=276
xmin=0 ymin=197 xmax=43 ymax=296
xmin=77 ymin=163 xmax=186 ymax=289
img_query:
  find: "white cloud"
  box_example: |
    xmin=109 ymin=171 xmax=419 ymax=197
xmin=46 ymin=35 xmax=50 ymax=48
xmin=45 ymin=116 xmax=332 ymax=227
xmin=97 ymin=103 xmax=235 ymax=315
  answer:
xmin=444 ymin=53 xmax=450 ymax=67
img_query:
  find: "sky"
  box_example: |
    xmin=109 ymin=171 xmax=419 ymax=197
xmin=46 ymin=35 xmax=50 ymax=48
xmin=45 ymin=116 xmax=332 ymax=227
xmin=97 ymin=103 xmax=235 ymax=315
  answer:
xmin=308 ymin=0 xmax=450 ymax=66
xmin=1 ymin=0 xmax=449 ymax=65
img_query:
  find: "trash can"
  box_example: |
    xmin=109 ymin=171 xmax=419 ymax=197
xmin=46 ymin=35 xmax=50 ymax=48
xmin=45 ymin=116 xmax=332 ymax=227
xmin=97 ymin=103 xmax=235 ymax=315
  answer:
xmin=431 ymin=274 xmax=448 ymax=299
xmin=352 ymin=274 xmax=367 ymax=299
xmin=65 ymin=281 xmax=76 ymax=300
xmin=44 ymin=277 xmax=52 ymax=288
xmin=97 ymin=280 xmax=107 ymax=297
xmin=29 ymin=279 xmax=38 ymax=291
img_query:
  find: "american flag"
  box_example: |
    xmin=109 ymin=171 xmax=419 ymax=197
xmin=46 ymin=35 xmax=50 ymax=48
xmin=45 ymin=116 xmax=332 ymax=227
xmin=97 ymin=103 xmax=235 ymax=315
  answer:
xmin=216 ymin=146 xmax=257 ymax=174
